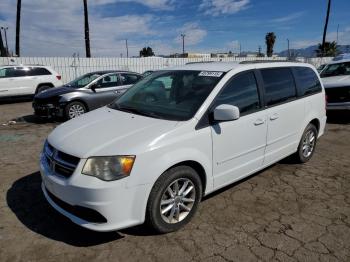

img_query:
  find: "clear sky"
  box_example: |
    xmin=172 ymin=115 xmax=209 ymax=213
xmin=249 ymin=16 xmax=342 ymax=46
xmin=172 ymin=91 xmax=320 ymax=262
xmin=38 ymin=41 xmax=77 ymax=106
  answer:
xmin=0 ymin=0 xmax=349 ymax=57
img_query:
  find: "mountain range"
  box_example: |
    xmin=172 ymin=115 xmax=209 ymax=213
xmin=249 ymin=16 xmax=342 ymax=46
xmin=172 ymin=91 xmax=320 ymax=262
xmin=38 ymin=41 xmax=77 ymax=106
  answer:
xmin=278 ymin=44 xmax=350 ymax=58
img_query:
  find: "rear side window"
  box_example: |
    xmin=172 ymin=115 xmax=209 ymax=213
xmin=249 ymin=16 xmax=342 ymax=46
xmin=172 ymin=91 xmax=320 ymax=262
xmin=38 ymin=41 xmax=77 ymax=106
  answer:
xmin=30 ymin=67 xmax=52 ymax=76
xmin=214 ymin=71 xmax=260 ymax=115
xmin=120 ymin=74 xmax=141 ymax=85
xmin=261 ymin=68 xmax=296 ymax=106
xmin=294 ymin=67 xmax=322 ymax=96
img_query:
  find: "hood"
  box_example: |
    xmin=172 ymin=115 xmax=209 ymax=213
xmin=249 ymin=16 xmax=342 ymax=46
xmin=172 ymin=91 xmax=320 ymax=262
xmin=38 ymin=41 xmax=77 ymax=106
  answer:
xmin=47 ymin=107 xmax=179 ymax=158
xmin=321 ymin=75 xmax=350 ymax=88
xmin=35 ymin=86 xmax=76 ymax=99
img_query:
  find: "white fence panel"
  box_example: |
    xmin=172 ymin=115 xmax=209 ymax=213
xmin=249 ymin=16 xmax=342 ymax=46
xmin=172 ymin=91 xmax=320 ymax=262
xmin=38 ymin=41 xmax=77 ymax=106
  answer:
xmin=0 ymin=56 xmax=332 ymax=84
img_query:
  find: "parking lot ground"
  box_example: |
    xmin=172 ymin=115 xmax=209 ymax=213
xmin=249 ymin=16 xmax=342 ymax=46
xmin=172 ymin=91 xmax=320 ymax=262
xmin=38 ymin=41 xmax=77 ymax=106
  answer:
xmin=0 ymin=102 xmax=349 ymax=262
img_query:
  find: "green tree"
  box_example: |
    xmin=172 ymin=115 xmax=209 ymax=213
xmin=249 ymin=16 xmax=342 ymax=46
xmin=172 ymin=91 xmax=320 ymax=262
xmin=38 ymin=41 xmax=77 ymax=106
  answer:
xmin=15 ymin=0 xmax=21 ymax=56
xmin=265 ymin=32 xmax=276 ymax=57
xmin=139 ymin=47 xmax=155 ymax=57
xmin=315 ymin=41 xmax=338 ymax=57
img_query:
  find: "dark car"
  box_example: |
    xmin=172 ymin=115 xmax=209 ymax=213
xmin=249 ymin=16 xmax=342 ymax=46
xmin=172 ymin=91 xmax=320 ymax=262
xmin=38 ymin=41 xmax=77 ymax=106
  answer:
xmin=33 ymin=70 xmax=142 ymax=120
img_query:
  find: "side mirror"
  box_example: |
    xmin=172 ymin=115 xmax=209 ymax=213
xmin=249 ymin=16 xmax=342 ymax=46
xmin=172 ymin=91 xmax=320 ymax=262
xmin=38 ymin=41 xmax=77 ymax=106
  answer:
xmin=90 ymin=83 xmax=99 ymax=92
xmin=213 ymin=104 xmax=240 ymax=122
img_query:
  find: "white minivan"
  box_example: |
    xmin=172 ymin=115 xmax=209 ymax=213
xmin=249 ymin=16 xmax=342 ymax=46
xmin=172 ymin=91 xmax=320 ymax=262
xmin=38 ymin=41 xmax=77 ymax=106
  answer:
xmin=40 ymin=62 xmax=326 ymax=233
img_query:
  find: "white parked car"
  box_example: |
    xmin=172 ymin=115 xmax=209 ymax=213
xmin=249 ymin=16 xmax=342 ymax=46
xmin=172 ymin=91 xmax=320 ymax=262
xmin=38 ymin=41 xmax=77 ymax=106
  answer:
xmin=40 ymin=62 xmax=326 ymax=233
xmin=320 ymin=58 xmax=350 ymax=110
xmin=0 ymin=65 xmax=62 ymax=98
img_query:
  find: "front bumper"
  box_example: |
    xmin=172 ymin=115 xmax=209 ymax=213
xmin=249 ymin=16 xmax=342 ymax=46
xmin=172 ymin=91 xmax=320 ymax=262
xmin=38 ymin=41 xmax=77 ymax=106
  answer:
xmin=33 ymin=103 xmax=64 ymax=118
xmin=40 ymin=153 xmax=150 ymax=232
xmin=327 ymin=102 xmax=350 ymax=110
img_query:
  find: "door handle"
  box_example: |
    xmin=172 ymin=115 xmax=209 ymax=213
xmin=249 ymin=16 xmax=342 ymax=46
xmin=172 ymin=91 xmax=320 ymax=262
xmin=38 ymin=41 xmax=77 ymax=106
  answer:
xmin=254 ymin=119 xmax=265 ymax=126
xmin=270 ymin=114 xmax=279 ymax=120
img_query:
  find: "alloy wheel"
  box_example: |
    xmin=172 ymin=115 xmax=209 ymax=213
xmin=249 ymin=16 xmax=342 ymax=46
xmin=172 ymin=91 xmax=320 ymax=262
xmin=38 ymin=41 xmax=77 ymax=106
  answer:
xmin=302 ymin=130 xmax=316 ymax=158
xmin=68 ymin=104 xmax=85 ymax=119
xmin=160 ymin=178 xmax=196 ymax=224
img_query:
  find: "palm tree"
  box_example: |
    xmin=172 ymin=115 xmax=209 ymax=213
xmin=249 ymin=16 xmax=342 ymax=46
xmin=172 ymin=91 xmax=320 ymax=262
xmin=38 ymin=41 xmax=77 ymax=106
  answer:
xmin=83 ymin=0 xmax=91 ymax=57
xmin=321 ymin=0 xmax=332 ymax=56
xmin=315 ymin=41 xmax=338 ymax=57
xmin=16 ymin=0 xmax=21 ymax=56
xmin=265 ymin=32 xmax=276 ymax=57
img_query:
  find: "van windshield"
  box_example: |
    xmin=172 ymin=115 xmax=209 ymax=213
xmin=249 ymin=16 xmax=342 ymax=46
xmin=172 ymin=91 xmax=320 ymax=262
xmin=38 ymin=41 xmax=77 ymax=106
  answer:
xmin=109 ymin=70 xmax=225 ymax=121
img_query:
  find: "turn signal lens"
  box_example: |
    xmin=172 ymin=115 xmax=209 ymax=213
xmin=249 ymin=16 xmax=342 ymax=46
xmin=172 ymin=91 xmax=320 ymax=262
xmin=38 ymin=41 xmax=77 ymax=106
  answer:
xmin=120 ymin=156 xmax=135 ymax=174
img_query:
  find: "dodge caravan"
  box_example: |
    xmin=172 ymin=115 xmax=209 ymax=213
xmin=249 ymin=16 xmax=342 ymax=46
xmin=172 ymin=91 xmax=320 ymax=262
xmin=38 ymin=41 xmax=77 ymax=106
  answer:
xmin=40 ymin=62 xmax=326 ymax=233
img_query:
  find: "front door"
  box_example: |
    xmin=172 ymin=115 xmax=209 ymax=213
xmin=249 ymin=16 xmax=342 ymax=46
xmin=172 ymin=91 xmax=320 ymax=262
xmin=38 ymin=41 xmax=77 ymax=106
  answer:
xmin=212 ymin=71 xmax=267 ymax=189
xmin=90 ymin=73 xmax=123 ymax=108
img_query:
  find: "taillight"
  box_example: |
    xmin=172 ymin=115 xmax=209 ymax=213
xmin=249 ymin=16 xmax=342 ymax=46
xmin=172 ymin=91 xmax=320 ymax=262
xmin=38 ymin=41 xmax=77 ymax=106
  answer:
xmin=325 ymin=94 xmax=328 ymax=110
xmin=56 ymin=75 xmax=62 ymax=80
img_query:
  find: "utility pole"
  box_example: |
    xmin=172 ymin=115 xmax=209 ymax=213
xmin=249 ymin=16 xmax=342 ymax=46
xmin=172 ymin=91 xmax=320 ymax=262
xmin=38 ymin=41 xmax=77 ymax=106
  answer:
xmin=16 ymin=0 xmax=21 ymax=56
xmin=239 ymin=42 xmax=242 ymax=56
xmin=287 ymin=38 xmax=290 ymax=59
xmin=125 ymin=39 xmax=129 ymax=58
xmin=83 ymin=0 xmax=91 ymax=57
xmin=322 ymin=0 xmax=332 ymax=56
xmin=181 ymin=34 xmax=185 ymax=56
xmin=1 ymin=27 xmax=9 ymax=56
xmin=0 ymin=30 xmax=6 ymax=57
xmin=336 ymin=24 xmax=339 ymax=43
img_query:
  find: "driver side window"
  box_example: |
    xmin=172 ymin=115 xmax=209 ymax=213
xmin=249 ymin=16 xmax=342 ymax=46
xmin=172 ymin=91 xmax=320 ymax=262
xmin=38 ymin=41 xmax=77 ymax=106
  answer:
xmin=214 ymin=71 xmax=261 ymax=116
xmin=97 ymin=74 xmax=119 ymax=88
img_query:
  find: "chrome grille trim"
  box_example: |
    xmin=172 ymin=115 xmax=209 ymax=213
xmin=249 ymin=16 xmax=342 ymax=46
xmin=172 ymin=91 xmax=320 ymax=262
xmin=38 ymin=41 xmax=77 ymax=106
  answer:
xmin=43 ymin=141 xmax=80 ymax=178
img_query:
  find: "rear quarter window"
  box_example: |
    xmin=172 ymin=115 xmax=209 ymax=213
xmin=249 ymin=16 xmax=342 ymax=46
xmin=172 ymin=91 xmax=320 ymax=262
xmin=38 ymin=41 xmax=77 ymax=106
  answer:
xmin=260 ymin=68 xmax=297 ymax=106
xmin=293 ymin=67 xmax=322 ymax=96
xmin=30 ymin=67 xmax=52 ymax=76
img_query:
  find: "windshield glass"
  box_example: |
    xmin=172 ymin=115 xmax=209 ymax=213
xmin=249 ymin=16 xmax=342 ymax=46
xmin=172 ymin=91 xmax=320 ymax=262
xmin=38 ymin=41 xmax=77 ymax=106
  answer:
xmin=66 ymin=73 xmax=103 ymax=88
xmin=320 ymin=62 xmax=350 ymax=78
xmin=109 ymin=70 xmax=225 ymax=121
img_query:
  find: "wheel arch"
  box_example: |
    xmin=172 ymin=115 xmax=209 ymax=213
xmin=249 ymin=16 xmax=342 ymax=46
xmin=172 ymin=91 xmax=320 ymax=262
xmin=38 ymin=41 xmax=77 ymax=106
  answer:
xmin=66 ymin=99 xmax=90 ymax=112
xmin=165 ymin=160 xmax=207 ymax=195
xmin=309 ymin=118 xmax=320 ymax=133
xmin=35 ymin=83 xmax=54 ymax=93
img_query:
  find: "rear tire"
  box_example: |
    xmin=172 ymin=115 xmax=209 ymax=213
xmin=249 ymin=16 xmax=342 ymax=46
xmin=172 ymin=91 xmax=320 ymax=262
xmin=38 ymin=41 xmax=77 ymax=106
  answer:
xmin=65 ymin=101 xmax=87 ymax=120
xmin=146 ymin=166 xmax=202 ymax=233
xmin=35 ymin=85 xmax=51 ymax=94
xmin=294 ymin=123 xmax=318 ymax=163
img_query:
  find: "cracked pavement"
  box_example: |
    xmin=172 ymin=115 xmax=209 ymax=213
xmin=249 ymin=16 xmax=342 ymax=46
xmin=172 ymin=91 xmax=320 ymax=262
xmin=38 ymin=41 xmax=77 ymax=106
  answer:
xmin=0 ymin=102 xmax=349 ymax=262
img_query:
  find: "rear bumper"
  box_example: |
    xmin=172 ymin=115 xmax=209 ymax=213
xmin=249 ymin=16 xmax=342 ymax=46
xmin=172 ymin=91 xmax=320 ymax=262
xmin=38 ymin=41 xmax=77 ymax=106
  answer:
xmin=327 ymin=102 xmax=350 ymax=110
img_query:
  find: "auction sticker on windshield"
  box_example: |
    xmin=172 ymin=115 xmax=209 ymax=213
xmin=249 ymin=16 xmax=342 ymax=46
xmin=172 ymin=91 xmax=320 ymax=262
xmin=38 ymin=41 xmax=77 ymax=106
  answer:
xmin=198 ymin=71 xmax=224 ymax=77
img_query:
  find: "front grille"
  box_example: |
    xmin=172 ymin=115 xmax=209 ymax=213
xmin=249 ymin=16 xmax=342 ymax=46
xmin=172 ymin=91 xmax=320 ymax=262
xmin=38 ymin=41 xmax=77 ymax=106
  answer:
xmin=46 ymin=187 xmax=107 ymax=223
xmin=43 ymin=141 xmax=80 ymax=178
xmin=325 ymin=86 xmax=350 ymax=103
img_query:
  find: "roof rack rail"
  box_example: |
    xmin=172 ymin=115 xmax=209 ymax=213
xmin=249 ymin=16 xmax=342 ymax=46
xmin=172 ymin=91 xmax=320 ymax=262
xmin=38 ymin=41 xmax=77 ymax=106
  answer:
xmin=239 ymin=60 xmax=298 ymax=64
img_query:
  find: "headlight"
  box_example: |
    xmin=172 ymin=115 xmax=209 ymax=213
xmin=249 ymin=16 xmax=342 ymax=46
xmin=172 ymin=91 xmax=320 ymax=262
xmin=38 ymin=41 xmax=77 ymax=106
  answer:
xmin=82 ymin=156 xmax=135 ymax=181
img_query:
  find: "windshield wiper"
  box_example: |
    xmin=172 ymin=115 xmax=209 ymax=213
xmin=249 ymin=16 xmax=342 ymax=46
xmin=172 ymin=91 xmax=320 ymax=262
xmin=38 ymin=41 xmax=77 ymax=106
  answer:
xmin=116 ymin=105 xmax=164 ymax=119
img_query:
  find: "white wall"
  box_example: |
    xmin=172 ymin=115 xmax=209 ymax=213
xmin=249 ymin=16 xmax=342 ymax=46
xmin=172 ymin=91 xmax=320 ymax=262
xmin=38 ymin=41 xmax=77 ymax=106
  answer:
xmin=0 ymin=56 xmax=333 ymax=84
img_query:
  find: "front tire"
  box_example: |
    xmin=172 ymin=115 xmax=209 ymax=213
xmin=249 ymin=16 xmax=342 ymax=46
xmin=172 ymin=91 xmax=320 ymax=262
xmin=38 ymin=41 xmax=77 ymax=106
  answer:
xmin=65 ymin=101 xmax=87 ymax=120
xmin=294 ymin=123 xmax=318 ymax=163
xmin=146 ymin=166 xmax=202 ymax=233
